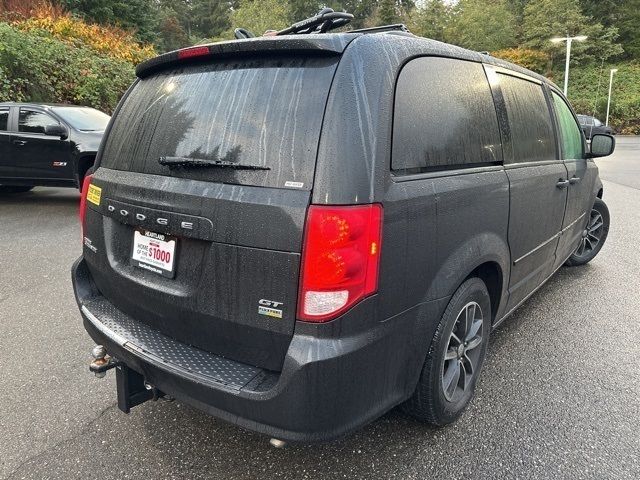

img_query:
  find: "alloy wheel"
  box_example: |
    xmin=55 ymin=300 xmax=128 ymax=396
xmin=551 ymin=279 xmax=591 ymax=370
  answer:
xmin=574 ymin=208 xmax=604 ymax=258
xmin=442 ymin=301 xmax=484 ymax=402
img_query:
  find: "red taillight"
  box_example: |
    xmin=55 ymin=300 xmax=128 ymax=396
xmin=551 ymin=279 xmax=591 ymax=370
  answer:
xmin=297 ymin=204 xmax=383 ymax=322
xmin=177 ymin=46 xmax=210 ymax=60
xmin=79 ymin=174 xmax=93 ymax=236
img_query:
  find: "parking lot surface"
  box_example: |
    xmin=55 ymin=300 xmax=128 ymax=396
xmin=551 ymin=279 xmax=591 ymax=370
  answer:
xmin=1 ymin=137 xmax=639 ymax=480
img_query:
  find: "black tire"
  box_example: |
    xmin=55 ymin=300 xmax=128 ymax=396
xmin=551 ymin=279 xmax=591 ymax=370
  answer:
xmin=402 ymin=277 xmax=491 ymax=425
xmin=565 ymin=198 xmax=610 ymax=267
xmin=0 ymin=186 xmax=34 ymax=193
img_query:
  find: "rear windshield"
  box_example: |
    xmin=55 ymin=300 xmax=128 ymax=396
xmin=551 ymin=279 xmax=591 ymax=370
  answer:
xmin=99 ymin=56 xmax=339 ymax=190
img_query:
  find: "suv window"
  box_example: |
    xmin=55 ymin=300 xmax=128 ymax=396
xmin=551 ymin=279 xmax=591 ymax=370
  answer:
xmin=18 ymin=109 xmax=59 ymax=134
xmin=392 ymin=57 xmax=502 ymax=173
xmin=99 ymin=56 xmax=339 ymax=190
xmin=0 ymin=109 xmax=8 ymax=131
xmin=551 ymin=92 xmax=584 ymax=160
xmin=498 ymin=74 xmax=555 ymax=163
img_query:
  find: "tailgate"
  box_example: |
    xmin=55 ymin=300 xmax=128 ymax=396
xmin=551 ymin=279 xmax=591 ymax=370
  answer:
xmin=82 ymin=55 xmax=339 ymax=371
xmin=84 ymin=169 xmax=307 ymax=371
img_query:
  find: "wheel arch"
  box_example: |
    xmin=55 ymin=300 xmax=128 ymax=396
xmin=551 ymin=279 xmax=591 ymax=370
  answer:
xmin=424 ymin=232 xmax=511 ymax=323
xmin=467 ymin=262 xmax=503 ymax=323
xmin=75 ymin=154 xmax=96 ymax=189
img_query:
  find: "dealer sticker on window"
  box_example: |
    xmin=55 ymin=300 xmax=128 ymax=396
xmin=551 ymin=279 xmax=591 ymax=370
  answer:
xmin=131 ymin=230 xmax=177 ymax=278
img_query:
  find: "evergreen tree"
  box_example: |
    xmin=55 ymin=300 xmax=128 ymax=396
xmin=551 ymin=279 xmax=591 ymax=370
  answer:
xmin=190 ymin=0 xmax=233 ymax=40
xmin=446 ymin=0 xmax=517 ymax=51
xmin=378 ymin=0 xmax=399 ymax=24
xmin=408 ymin=0 xmax=450 ymax=42
xmin=523 ymin=0 xmax=622 ymax=63
xmin=231 ymin=0 xmax=291 ymax=36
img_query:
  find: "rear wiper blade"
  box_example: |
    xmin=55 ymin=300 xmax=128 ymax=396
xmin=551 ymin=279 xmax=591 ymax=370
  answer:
xmin=158 ymin=156 xmax=270 ymax=170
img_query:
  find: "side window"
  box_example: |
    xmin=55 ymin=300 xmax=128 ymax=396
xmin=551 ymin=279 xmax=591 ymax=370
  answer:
xmin=593 ymin=118 xmax=602 ymax=127
xmin=498 ymin=74 xmax=556 ymax=163
xmin=392 ymin=57 xmax=502 ymax=173
xmin=0 ymin=109 xmax=9 ymax=131
xmin=551 ymin=92 xmax=584 ymax=160
xmin=18 ymin=109 xmax=59 ymax=134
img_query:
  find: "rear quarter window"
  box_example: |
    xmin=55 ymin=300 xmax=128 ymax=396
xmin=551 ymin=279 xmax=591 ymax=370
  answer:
xmin=99 ymin=56 xmax=339 ymax=190
xmin=392 ymin=57 xmax=502 ymax=174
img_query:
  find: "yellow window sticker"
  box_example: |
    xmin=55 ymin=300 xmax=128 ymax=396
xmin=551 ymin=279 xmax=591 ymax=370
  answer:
xmin=86 ymin=184 xmax=102 ymax=206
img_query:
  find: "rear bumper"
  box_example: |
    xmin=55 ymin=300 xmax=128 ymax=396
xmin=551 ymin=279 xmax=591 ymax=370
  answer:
xmin=72 ymin=257 xmax=444 ymax=442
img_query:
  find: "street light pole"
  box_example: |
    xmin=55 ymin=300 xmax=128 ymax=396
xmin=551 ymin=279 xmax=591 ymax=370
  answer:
xmin=606 ymin=68 xmax=618 ymax=126
xmin=563 ymin=37 xmax=572 ymax=96
xmin=550 ymin=35 xmax=588 ymax=97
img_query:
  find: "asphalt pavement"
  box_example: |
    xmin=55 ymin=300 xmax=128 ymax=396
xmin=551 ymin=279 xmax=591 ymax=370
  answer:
xmin=1 ymin=137 xmax=639 ymax=480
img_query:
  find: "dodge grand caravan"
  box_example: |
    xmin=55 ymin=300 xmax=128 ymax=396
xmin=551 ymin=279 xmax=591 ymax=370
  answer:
xmin=72 ymin=14 xmax=615 ymax=443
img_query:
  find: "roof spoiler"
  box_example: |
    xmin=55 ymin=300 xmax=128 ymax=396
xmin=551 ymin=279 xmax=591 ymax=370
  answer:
xmin=136 ymin=36 xmax=351 ymax=78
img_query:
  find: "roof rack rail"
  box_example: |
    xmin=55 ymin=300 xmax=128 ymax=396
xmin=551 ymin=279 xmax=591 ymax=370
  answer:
xmin=350 ymin=24 xmax=410 ymax=34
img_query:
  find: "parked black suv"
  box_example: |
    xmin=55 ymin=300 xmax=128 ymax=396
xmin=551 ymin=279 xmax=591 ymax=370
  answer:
xmin=0 ymin=102 xmax=109 ymax=192
xmin=71 ymin=18 xmax=615 ymax=443
xmin=577 ymin=114 xmax=615 ymax=140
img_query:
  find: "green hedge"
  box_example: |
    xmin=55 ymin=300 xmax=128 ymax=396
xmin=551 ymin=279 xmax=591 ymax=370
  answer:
xmin=0 ymin=22 xmax=134 ymax=113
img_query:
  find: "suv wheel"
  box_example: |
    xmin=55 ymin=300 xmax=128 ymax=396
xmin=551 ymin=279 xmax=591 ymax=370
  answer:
xmin=402 ymin=277 xmax=490 ymax=426
xmin=565 ymin=198 xmax=609 ymax=266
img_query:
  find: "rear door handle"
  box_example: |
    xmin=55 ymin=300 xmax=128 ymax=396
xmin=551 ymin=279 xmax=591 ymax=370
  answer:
xmin=556 ymin=179 xmax=570 ymax=188
xmin=12 ymin=140 xmax=27 ymax=146
xmin=569 ymin=177 xmax=581 ymax=184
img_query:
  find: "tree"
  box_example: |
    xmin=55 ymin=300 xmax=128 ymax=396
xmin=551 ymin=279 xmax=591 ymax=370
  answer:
xmin=190 ymin=0 xmax=233 ymax=40
xmin=408 ymin=0 xmax=450 ymax=42
xmin=523 ymin=0 xmax=622 ymax=64
xmin=492 ymin=47 xmax=549 ymax=73
xmin=362 ymin=0 xmax=414 ymax=28
xmin=446 ymin=0 xmax=517 ymax=52
xmin=157 ymin=13 xmax=190 ymax=51
xmin=230 ymin=0 xmax=290 ymax=37
xmin=288 ymin=0 xmax=324 ymax=22
xmin=58 ymin=0 xmax=159 ymax=43
xmin=378 ymin=0 xmax=399 ymax=24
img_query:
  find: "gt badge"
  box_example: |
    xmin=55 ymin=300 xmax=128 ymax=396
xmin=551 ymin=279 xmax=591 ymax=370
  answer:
xmin=258 ymin=299 xmax=283 ymax=319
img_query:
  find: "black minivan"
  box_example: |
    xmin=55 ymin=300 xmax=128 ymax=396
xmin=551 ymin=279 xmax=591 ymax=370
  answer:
xmin=72 ymin=23 xmax=615 ymax=443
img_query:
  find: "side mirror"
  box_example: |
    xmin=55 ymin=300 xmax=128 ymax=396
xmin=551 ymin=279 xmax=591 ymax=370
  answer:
xmin=44 ymin=124 xmax=68 ymax=139
xmin=588 ymin=134 xmax=615 ymax=158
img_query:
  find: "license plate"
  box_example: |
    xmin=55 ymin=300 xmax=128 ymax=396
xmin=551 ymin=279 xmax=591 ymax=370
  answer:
xmin=131 ymin=230 xmax=177 ymax=278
